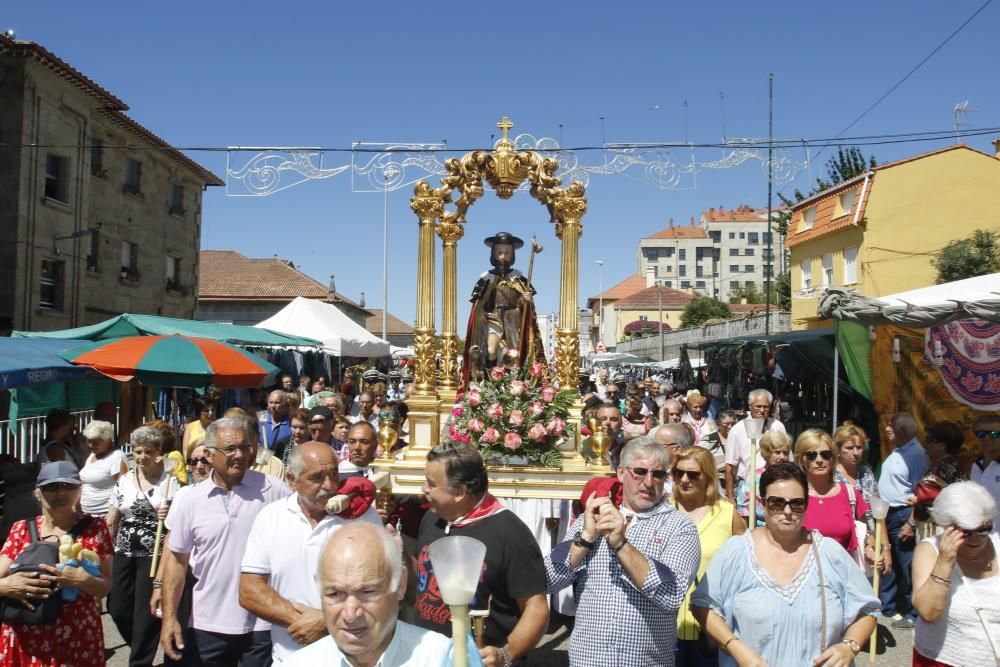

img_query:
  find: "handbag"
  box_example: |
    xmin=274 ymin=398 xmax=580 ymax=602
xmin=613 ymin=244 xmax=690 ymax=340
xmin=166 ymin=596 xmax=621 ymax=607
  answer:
xmin=0 ymin=515 xmax=93 ymax=626
xmin=845 ymin=484 xmax=873 ymax=577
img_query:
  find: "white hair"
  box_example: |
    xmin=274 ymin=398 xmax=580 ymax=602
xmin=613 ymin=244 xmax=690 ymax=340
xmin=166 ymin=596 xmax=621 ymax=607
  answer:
xmin=129 ymin=425 xmax=163 ymax=450
xmin=931 ymin=481 xmax=997 ymax=530
xmin=748 ymin=389 xmax=773 ymax=404
xmin=204 ymin=416 xmax=251 ymax=449
xmin=319 ymin=524 xmax=403 ymax=593
xmin=620 ymin=438 xmax=671 ymax=469
xmin=82 ymin=420 xmax=114 ymax=443
xmin=654 ymin=423 xmax=693 ymax=448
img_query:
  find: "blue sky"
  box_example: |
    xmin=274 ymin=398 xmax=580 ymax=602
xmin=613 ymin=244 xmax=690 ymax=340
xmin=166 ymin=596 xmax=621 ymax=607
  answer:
xmin=8 ymin=1 xmax=999 ymax=327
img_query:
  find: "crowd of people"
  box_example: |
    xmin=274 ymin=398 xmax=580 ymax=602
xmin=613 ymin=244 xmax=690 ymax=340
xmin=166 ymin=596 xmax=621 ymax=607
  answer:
xmin=0 ymin=368 xmax=998 ymax=666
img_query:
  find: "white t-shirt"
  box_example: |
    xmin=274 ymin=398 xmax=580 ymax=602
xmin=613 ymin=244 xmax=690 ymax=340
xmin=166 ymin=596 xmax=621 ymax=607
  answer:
xmin=241 ymin=493 xmax=382 ymax=663
xmin=725 ymin=417 xmax=786 ymax=480
xmin=971 ymin=460 xmax=1000 ymax=523
xmin=79 ymin=449 xmax=127 ymax=515
xmin=282 ymin=623 xmax=453 ymax=667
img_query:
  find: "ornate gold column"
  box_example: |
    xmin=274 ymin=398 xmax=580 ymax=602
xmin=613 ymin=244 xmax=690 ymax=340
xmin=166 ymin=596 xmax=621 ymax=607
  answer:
xmin=407 ymin=182 xmax=443 ymax=453
xmin=436 ymin=221 xmax=463 ymax=407
xmin=553 ymin=183 xmax=588 ymax=390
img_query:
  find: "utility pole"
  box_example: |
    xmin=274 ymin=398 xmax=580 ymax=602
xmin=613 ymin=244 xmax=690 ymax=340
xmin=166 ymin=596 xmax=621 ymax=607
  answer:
xmin=765 ymin=73 xmax=774 ymax=337
xmin=658 ymin=285 xmax=665 ymax=361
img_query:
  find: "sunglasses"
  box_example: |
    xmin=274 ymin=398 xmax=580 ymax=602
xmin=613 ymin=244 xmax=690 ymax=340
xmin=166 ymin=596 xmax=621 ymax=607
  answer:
xmin=975 ymin=430 xmax=1000 ymax=440
xmin=765 ymin=496 xmax=808 ymax=513
xmin=804 ymin=450 xmax=834 ymax=461
xmin=671 ymin=468 xmax=702 ymax=482
xmin=959 ymin=524 xmax=993 ymax=538
xmin=187 ymin=456 xmax=211 ymax=467
xmin=626 ymin=467 xmax=668 ymax=481
xmin=40 ymin=482 xmax=78 ymax=492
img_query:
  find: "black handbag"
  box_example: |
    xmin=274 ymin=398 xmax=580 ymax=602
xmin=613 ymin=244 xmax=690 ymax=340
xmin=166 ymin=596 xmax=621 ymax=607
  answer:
xmin=1 ymin=515 xmax=93 ymax=626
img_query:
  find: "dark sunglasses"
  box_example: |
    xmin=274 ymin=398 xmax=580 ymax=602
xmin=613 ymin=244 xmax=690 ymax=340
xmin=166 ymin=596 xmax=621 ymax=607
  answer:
xmin=959 ymin=524 xmax=993 ymax=537
xmin=765 ymin=496 xmax=808 ymax=513
xmin=626 ymin=467 xmax=668 ymax=481
xmin=975 ymin=430 xmax=1000 ymax=440
xmin=672 ymin=468 xmax=702 ymax=482
xmin=187 ymin=456 xmax=211 ymax=467
xmin=804 ymin=450 xmax=834 ymax=461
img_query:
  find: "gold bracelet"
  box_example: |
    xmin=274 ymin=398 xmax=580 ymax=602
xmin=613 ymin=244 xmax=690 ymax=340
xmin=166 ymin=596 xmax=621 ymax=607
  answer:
xmin=723 ymin=636 xmax=740 ymax=652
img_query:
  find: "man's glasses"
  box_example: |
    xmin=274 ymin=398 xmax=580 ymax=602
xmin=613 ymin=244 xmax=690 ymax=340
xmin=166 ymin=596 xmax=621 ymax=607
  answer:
xmin=210 ymin=444 xmax=253 ymax=457
xmin=765 ymin=496 xmax=808 ymax=513
xmin=975 ymin=430 xmax=1000 ymax=440
xmin=959 ymin=524 xmax=993 ymax=537
xmin=626 ymin=467 xmax=668 ymax=481
xmin=803 ymin=450 xmax=834 ymax=461
xmin=672 ymin=469 xmax=702 ymax=482
xmin=187 ymin=456 xmax=211 ymax=467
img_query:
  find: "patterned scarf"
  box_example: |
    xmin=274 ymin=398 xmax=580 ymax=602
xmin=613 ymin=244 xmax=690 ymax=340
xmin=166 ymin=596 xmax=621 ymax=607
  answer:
xmin=445 ymin=493 xmax=507 ymax=533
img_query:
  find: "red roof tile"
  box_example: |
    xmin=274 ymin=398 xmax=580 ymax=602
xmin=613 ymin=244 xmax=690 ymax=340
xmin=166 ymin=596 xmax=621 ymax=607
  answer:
xmin=647 ymin=225 xmax=708 ymax=239
xmin=586 ymin=275 xmax=648 ymax=306
xmin=365 ymin=310 xmax=415 ymax=336
xmin=701 ymin=204 xmax=768 ymax=223
xmin=613 ymin=286 xmax=695 ymax=309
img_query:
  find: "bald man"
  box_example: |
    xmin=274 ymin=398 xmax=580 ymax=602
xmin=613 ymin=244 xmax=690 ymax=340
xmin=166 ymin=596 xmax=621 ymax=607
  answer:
xmin=240 ymin=442 xmax=382 ymax=664
xmin=283 ymin=523 xmax=452 ymax=666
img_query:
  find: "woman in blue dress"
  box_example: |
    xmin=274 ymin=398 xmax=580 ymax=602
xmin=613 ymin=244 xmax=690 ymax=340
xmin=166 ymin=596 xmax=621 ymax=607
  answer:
xmin=692 ymin=462 xmax=879 ymax=666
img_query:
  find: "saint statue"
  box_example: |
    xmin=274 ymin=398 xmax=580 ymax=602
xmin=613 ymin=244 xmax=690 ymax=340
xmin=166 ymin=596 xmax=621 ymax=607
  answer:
xmin=463 ymin=232 xmax=544 ymax=386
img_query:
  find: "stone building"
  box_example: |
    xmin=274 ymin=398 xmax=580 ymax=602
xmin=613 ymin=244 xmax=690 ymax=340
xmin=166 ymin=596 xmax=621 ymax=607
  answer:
xmin=0 ymin=33 xmax=222 ymax=334
xmin=364 ymin=309 xmax=415 ymax=348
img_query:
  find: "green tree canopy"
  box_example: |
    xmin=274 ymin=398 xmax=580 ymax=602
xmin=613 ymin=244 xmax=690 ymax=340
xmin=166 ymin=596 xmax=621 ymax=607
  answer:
xmin=933 ymin=229 xmax=1000 ymax=284
xmin=728 ymin=284 xmax=765 ymax=305
xmin=680 ymin=296 xmax=732 ymax=328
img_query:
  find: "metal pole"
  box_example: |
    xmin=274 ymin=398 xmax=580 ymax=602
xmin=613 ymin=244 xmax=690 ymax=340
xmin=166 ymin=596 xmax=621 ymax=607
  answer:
xmin=382 ymin=171 xmax=390 ymax=341
xmin=765 ymin=73 xmax=774 ymax=337
xmin=658 ymin=286 xmax=664 ymax=361
xmin=595 ymin=260 xmax=604 ymax=346
xmin=832 ymin=343 xmax=840 ymax=432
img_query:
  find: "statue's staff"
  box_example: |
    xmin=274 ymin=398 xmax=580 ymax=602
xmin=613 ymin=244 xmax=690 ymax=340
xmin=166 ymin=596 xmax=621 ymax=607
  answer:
xmin=518 ymin=235 xmax=543 ymax=359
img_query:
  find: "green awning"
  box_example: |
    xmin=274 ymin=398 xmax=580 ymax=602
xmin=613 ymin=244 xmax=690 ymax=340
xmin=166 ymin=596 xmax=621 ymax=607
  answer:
xmin=13 ymin=313 xmax=319 ymax=347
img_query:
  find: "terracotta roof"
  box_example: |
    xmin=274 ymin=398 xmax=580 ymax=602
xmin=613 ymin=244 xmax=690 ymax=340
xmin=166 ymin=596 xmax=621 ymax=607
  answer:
xmin=586 ymin=274 xmax=647 ymax=306
xmin=1 ymin=34 xmax=221 ymax=186
xmin=365 ymin=310 xmax=415 ymax=336
xmin=646 ymin=220 xmax=708 ymax=239
xmin=701 ymin=204 xmax=768 ymax=223
xmin=613 ymin=285 xmax=695 ymax=309
xmin=198 ymin=251 xmax=370 ymax=314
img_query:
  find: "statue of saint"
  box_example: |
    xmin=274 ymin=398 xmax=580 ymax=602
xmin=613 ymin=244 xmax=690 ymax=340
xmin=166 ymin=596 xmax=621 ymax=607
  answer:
xmin=463 ymin=232 xmax=544 ymax=386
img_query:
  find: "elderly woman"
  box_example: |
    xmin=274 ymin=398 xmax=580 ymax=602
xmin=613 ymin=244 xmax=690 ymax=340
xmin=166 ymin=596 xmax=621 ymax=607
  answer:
xmin=833 ymin=423 xmax=892 ymax=575
xmin=692 ymin=462 xmax=880 ymax=666
xmin=735 ymin=430 xmax=792 ymax=523
xmin=912 ymin=481 xmax=1000 ymax=666
xmin=682 ymin=392 xmax=718 ymax=448
xmin=797 ymin=429 xmax=875 ymax=572
xmin=79 ymin=419 xmax=128 ymax=517
xmin=181 ymin=397 xmax=214 ymax=458
xmin=622 ymin=395 xmax=654 ymax=442
xmin=671 ymin=447 xmax=745 ymax=666
xmin=0 ymin=461 xmax=114 ymax=666
xmin=107 ymin=427 xmax=176 ymax=667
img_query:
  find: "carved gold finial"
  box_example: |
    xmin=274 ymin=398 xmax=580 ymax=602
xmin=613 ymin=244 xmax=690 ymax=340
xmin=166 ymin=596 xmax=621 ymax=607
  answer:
xmin=497 ymin=116 xmax=513 ymax=141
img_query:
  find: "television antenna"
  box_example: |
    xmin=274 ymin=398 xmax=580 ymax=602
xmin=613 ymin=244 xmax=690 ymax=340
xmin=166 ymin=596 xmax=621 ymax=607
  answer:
xmin=953 ymin=100 xmax=976 ymax=141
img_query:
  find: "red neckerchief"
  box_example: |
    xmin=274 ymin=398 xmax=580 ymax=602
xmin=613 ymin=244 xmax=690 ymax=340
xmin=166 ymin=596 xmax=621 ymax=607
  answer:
xmin=445 ymin=493 xmax=507 ymax=533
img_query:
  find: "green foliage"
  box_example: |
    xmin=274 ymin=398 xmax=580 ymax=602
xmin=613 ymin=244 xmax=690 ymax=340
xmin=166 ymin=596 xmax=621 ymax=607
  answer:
xmin=933 ymin=229 xmax=1000 ymax=284
xmin=790 ymin=147 xmax=878 ymax=202
xmin=728 ymin=284 xmax=765 ymax=304
xmin=680 ymin=296 xmax=732 ymax=328
xmin=774 ymin=272 xmax=792 ymax=310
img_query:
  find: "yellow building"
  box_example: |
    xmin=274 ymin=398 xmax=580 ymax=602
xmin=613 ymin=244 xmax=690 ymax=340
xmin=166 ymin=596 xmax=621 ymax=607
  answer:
xmin=786 ymin=144 xmax=1000 ymax=330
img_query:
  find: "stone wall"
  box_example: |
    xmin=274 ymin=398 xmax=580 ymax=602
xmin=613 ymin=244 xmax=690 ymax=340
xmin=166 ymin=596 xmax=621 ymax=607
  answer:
xmin=614 ymin=311 xmax=791 ymax=360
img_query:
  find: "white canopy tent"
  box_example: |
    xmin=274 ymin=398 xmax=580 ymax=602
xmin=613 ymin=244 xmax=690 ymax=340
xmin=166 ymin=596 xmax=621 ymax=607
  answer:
xmin=255 ymin=297 xmax=391 ymax=357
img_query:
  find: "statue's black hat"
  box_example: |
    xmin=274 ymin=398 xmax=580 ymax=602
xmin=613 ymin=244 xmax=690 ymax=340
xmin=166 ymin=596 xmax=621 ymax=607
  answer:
xmin=483 ymin=232 xmax=524 ymax=249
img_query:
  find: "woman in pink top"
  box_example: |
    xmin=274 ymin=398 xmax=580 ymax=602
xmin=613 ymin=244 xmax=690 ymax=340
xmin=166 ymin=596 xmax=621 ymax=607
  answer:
xmin=796 ymin=429 xmax=874 ymax=561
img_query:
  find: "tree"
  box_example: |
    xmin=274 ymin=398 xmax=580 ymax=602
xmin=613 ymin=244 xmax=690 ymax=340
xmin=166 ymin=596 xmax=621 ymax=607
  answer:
xmin=789 ymin=147 xmax=878 ymax=202
xmin=933 ymin=229 xmax=1000 ymax=284
xmin=728 ymin=284 xmax=765 ymax=305
xmin=680 ymin=296 xmax=732 ymax=328
xmin=773 ymin=272 xmax=791 ymax=310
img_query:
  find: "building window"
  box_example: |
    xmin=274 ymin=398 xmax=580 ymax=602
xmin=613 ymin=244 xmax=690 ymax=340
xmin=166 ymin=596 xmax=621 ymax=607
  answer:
xmin=844 ymin=247 xmax=858 ymax=284
xmin=745 ymin=281 xmax=755 ymax=288
xmin=39 ymin=260 xmax=65 ymax=310
xmin=169 ymin=183 xmax=186 ymax=216
xmin=696 ymin=248 xmax=704 ymax=260
xmin=747 ymin=232 xmax=759 ymax=245
xmin=763 ymin=249 xmax=774 ymax=261
xmin=802 ymin=206 xmax=816 ymax=230
xmin=822 ymin=253 xmax=834 ymax=286
xmin=696 ymin=266 xmax=704 ymax=277
xmin=663 ymin=247 xmax=674 ymax=258
xmin=678 ymin=249 xmax=686 ymax=261
xmin=745 ymin=265 xmax=755 ymax=273
xmin=763 ymin=232 xmax=772 ymax=245
xmin=44 ymin=154 xmax=70 ymax=203
xmin=801 ymin=260 xmax=812 ymax=290
xmin=678 ymin=265 xmax=687 ymax=277
xmin=663 ymin=280 xmax=673 ymax=288
xmin=709 ymin=231 xmax=721 ymax=243
xmin=729 ymin=248 xmax=739 ymax=256
xmin=838 ymin=190 xmax=856 ymax=217
xmin=643 ymin=248 xmax=658 ymax=261
xmin=86 ymin=229 xmax=100 ymax=272
xmin=696 ymin=280 xmax=706 ymax=289
xmin=166 ymin=256 xmax=182 ymax=291
xmin=744 ymin=248 xmax=754 ymax=256
xmin=638 ymin=315 xmax=648 ymax=321
xmin=681 ymin=280 xmax=691 ymax=289
xmin=124 ymin=159 xmax=143 ymax=195
xmin=90 ymin=138 xmax=105 ymax=177
xmin=121 ymin=241 xmax=139 ymax=281
xmin=739 ymin=232 xmax=745 ymax=239
xmin=729 ymin=232 xmax=736 ymax=239
xmin=729 ymin=280 xmax=739 ymax=289
xmin=729 ymin=264 xmax=739 ymax=273
xmin=665 ymin=265 xmax=672 ymax=273
xmin=763 ymin=265 xmax=773 ymax=278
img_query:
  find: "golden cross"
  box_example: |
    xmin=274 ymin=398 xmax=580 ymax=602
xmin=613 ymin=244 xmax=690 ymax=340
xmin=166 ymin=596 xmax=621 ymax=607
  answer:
xmin=497 ymin=116 xmax=513 ymax=141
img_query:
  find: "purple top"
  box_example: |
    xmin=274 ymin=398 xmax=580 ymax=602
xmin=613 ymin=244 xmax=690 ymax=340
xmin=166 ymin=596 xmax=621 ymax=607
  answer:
xmin=168 ymin=469 xmax=291 ymax=634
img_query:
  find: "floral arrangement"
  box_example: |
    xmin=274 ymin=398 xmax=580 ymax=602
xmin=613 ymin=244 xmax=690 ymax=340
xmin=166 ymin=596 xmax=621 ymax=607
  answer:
xmin=449 ymin=361 xmax=576 ymax=467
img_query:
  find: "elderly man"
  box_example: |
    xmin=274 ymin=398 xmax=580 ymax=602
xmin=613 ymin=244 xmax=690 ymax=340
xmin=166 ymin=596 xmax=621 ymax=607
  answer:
xmin=307 ymin=406 xmax=339 ymax=451
xmin=546 ymin=439 xmax=700 ymax=666
xmin=283 ymin=523 xmax=452 ymax=666
xmin=877 ymin=412 xmax=928 ymax=628
xmin=594 ymin=368 xmax=611 ymax=400
xmin=160 ymin=416 xmax=291 ymax=666
xmin=592 ymin=402 xmax=625 ymax=469
xmin=415 ymin=445 xmax=548 ymax=667
xmin=970 ymin=413 xmax=1000 ymax=518
xmin=660 ymin=398 xmax=684 ymax=424
xmin=723 ymin=388 xmax=786 ymax=501
xmin=240 ymin=441 xmax=382 ymax=663
xmin=338 ymin=422 xmax=379 ymax=478
xmin=261 ymin=390 xmax=292 ymax=452
xmin=351 ymin=391 xmax=378 ymax=427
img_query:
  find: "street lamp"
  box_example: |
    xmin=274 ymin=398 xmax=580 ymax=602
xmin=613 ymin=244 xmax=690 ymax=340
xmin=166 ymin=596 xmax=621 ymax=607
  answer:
xmin=594 ymin=259 xmax=604 ymax=347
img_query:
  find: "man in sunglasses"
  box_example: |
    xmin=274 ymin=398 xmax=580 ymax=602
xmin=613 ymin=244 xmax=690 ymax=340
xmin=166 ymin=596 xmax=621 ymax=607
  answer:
xmin=969 ymin=413 xmax=1000 ymax=521
xmin=545 ymin=439 xmax=700 ymax=666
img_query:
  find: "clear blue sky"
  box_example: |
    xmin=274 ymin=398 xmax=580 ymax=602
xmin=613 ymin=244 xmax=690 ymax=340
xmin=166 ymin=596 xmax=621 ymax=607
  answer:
xmin=8 ymin=1 xmax=999 ymax=328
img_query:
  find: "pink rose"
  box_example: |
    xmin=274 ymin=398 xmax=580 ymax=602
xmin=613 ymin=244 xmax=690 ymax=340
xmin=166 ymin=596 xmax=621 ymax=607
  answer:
xmin=546 ymin=417 xmax=566 ymax=436
xmin=490 ymin=367 xmax=506 ymax=381
xmin=451 ymin=405 xmax=464 ymax=417
xmin=528 ymin=423 xmax=548 ymax=442
xmin=504 ymin=432 xmax=522 ymax=450
xmin=480 ymin=427 xmax=500 ymax=444
xmin=540 ymin=386 xmax=557 ymax=403
xmin=467 ymin=418 xmax=484 ymax=433
xmin=466 ymin=388 xmax=481 ymax=406
xmin=529 ymin=402 xmax=544 ymax=417
xmin=509 ymin=380 xmax=526 ymax=397
xmin=529 ymin=361 xmax=544 ymax=377
xmin=487 ymin=403 xmax=504 ymax=419
xmin=508 ymin=410 xmax=524 ymax=427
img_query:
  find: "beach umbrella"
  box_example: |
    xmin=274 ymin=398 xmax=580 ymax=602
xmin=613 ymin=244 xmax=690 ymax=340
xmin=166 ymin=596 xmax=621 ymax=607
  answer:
xmin=59 ymin=335 xmax=279 ymax=388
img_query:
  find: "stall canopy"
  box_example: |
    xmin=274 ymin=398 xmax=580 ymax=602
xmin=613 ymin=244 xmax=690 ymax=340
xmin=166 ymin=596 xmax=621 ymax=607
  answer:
xmin=818 ymin=273 xmax=1000 ymax=327
xmin=13 ymin=313 xmax=319 ymax=347
xmin=255 ymin=297 xmax=390 ymax=357
xmin=0 ymin=338 xmax=103 ymax=389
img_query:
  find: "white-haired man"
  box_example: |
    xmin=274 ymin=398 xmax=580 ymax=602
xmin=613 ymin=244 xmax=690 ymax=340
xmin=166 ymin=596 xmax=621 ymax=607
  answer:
xmin=240 ymin=441 xmax=382 ymax=663
xmin=283 ymin=523 xmax=452 ymax=666
xmin=723 ymin=389 xmax=786 ymax=502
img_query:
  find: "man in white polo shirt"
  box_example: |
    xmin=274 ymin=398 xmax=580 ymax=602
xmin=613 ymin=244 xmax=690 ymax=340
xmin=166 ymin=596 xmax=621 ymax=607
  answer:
xmin=240 ymin=441 xmax=382 ymax=663
xmin=723 ymin=388 xmax=785 ymax=501
xmin=970 ymin=414 xmax=1000 ymax=520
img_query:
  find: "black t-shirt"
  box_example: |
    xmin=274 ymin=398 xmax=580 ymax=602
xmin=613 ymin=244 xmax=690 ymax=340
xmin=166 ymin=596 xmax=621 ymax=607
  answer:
xmin=413 ymin=508 xmax=546 ymax=647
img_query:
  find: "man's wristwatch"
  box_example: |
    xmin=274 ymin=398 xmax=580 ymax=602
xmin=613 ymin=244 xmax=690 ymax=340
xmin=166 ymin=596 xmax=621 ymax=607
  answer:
xmin=499 ymin=645 xmax=512 ymax=667
xmin=572 ymin=532 xmax=596 ymax=550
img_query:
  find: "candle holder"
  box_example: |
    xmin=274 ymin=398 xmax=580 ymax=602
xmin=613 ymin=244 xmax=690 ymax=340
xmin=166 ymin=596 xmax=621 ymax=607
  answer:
xmin=429 ymin=535 xmax=488 ymax=667
xmin=868 ymin=496 xmax=891 ymax=662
